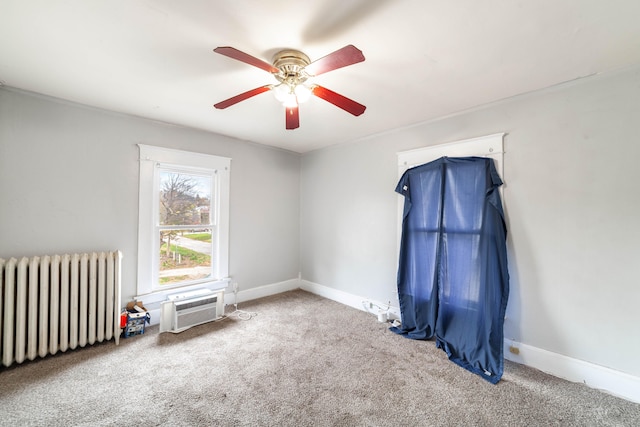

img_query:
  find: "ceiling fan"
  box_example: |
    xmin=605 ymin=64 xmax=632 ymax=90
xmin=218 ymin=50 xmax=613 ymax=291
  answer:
xmin=213 ymin=45 xmax=366 ymax=130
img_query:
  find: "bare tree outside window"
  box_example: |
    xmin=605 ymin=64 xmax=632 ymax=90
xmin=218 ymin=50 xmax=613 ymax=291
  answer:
xmin=158 ymin=171 xmax=214 ymax=286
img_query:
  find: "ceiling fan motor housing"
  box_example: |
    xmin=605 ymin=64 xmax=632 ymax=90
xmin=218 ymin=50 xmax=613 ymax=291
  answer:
xmin=272 ymin=49 xmax=311 ymax=86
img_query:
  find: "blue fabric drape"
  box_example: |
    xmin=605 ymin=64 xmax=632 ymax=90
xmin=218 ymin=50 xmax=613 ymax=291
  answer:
xmin=391 ymin=156 xmax=509 ymax=384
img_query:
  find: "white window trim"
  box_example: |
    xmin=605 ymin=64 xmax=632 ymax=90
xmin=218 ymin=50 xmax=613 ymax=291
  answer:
xmin=137 ymin=144 xmax=231 ymax=303
xmin=397 ymin=133 xmax=504 ymax=177
xmin=396 ymin=132 xmax=505 ymax=255
xmin=395 ymin=133 xmax=505 ymax=307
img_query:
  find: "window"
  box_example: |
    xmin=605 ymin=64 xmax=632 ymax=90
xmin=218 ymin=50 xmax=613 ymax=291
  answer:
xmin=137 ymin=145 xmax=230 ymax=299
xmin=396 ymin=133 xmax=504 ymax=306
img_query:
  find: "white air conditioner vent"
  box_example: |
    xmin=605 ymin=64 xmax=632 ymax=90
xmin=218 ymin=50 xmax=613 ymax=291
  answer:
xmin=160 ymin=289 xmax=224 ymax=333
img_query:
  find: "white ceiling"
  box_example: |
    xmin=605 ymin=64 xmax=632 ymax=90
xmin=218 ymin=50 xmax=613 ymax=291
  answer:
xmin=2 ymin=1 xmax=640 ymax=153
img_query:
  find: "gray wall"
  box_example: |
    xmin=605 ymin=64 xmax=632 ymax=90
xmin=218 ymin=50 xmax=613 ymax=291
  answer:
xmin=2 ymin=65 xmax=639 ymax=379
xmin=300 ymin=66 xmax=640 ymax=377
xmin=0 ymin=88 xmax=301 ymax=302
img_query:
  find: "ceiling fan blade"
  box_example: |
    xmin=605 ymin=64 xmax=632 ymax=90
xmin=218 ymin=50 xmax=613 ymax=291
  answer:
xmin=311 ymin=85 xmax=366 ymax=116
xmin=304 ymin=45 xmax=365 ymax=76
xmin=214 ymin=46 xmax=279 ymax=74
xmin=285 ymin=105 xmax=300 ymax=130
xmin=214 ymin=85 xmax=272 ymax=109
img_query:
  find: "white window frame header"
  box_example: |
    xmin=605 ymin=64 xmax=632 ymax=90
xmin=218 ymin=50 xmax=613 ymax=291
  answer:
xmin=397 ymin=133 xmax=504 ymax=178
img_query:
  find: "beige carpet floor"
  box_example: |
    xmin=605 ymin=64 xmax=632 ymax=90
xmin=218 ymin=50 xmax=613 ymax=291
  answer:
xmin=0 ymin=289 xmax=638 ymax=426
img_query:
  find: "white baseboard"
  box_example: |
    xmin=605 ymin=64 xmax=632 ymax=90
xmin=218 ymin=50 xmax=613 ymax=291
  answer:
xmin=504 ymin=339 xmax=640 ymax=403
xmin=226 ymin=278 xmax=300 ymax=306
xmin=300 ymin=279 xmax=640 ymax=404
xmin=145 ymin=278 xmax=640 ymax=404
xmin=300 ymin=279 xmax=401 ymax=320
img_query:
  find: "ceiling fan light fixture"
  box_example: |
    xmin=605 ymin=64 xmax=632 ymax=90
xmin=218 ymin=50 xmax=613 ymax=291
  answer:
xmin=213 ymin=45 xmax=366 ymax=129
xmin=273 ymin=83 xmax=292 ymax=103
xmin=273 ymin=82 xmax=312 ymax=107
xmin=282 ymin=94 xmax=298 ymax=108
xmin=294 ymin=84 xmax=312 ymax=103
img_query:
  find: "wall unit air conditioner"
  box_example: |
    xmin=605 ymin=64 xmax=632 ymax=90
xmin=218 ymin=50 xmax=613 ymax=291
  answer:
xmin=159 ymin=289 xmax=225 ymax=333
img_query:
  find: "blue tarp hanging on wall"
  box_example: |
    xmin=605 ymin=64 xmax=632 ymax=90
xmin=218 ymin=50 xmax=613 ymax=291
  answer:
xmin=391 ymin=156 xmax=509 ymax=384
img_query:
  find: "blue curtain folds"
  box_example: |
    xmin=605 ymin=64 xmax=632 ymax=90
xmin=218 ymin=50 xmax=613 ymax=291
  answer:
xmin=391 ymin=157 xmax=509 ymax=384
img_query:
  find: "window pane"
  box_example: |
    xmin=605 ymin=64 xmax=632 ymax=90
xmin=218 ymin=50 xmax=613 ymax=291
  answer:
xmin=159 ymin=228 xmax=214 ymax=286
xmin=159 ymin=171 xmax=212 ymax=226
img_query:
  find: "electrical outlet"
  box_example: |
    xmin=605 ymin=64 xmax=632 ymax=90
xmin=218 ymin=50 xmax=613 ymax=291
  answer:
xmin=509 ymin=346 xmax=520 ymax=355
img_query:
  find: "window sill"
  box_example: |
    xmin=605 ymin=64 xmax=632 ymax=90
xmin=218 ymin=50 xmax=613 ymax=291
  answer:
xmin=135 ymin=278 xmax=231 ymax=309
